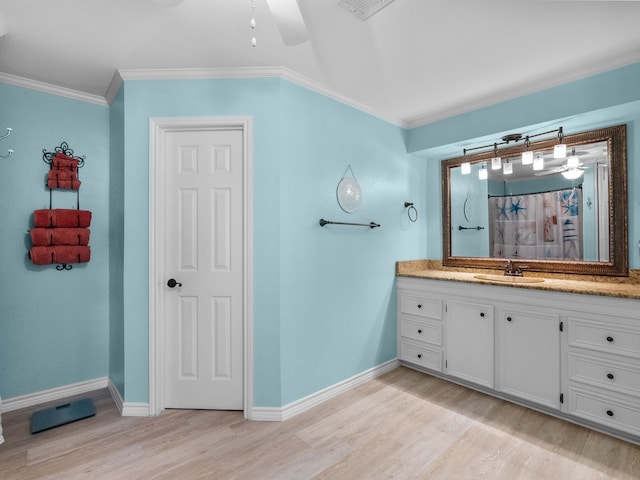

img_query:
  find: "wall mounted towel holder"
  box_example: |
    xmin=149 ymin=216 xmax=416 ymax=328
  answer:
xmin=319 ymin=218 xmax=380 ymax=229
xmin=458 ymin=225 xmax=485 ymax=231
xmin=1 ymin=127 xmax=14 ymax=158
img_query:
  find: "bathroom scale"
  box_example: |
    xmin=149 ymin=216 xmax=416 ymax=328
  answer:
xmin=30 ymin=397 xmax=96 ymax=434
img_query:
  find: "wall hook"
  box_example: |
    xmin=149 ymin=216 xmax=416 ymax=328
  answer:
xmin=0 ymin=127 xmax=14 ymax=158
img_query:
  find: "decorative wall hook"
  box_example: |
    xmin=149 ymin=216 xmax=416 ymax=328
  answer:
xmin=1 ymin=127 xmax=14 ymax=158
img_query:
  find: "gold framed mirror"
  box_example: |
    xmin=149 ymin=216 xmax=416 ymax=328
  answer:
xmin=442 ymin=124 xmax=628 ymax=276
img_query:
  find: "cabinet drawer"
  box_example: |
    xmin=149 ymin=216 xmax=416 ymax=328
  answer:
xmin=399 ymin=291 xmax=441 ymax=319
xmin=568 ymin=385 xmax=640 ymax=437
xmin=399 ymin=315 xmax=442 ymax=346
xmin=400 ymin=340 xmax=442 ymax=372
xmin=568 ymin=317 xmax=640 ymax=360
xmin=568 ymin=352 xmax=640 ymax=398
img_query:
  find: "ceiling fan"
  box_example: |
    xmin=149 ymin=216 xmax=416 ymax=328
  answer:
xmin=534 ymin=148 xmax=585 ymax=179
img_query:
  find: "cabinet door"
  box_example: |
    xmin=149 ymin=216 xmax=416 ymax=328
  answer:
xmin=445 ymin=301 xmax=494 ymax=388
xmin=499 ymin=310 xmax=560 ymax=409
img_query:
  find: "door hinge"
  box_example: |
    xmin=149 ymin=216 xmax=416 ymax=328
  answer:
xmin=560 ymin=393 xmax=564 ymax=404
xmin=559 ymin=321 xmax=564 ymax=332
xmin=445 ymin=360 xmax=447 ymax=369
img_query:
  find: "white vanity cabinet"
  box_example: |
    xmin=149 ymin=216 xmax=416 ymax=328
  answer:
xmin=397 ymin=276 xmax=640 ymax=445
xmin=566 ymin=313 xmax=640 ymax=437
xmin=445 ymin=301 xmax=494 ymax=388
xmin=498 ymin=308 xmax=560 ymax=409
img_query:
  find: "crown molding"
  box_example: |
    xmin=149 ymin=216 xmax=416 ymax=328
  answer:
xmin=113 ymin=66 xmax=407 ymax=127
xmin=0 ymin=72 xmax=108 ymax=106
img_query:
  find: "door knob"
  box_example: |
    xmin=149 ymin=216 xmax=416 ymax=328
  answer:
xmin=167 ymin=278 xmax=182 ymax=288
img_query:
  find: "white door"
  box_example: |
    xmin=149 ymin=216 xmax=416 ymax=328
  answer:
xmin=163 ymin=127 xmax=244 ymax=410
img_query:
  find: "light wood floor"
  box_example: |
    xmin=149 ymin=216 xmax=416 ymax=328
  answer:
xmin=1 ymin=366 xmax=639 ymax=479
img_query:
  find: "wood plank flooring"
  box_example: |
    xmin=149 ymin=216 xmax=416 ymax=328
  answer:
xmin=1 ymin=366 xmax=639 ymax=479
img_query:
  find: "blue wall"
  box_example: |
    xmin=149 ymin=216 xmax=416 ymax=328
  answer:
xmin=410 ymin=62 xmax=640 ymax=269
xmin=0 ymin=84 xmax=110 ymax=398
xmin=116 ymin=77 xmax=425 ymax=406
xmin=2 ymin=60 xmax=638 ymax=409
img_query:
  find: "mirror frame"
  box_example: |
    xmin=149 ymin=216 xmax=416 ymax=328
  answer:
xmin=442 ymin=124 xmax=628 ymax=276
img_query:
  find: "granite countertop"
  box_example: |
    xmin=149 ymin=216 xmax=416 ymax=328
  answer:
xmin=396 ymin=260 xmax=640 ymax=300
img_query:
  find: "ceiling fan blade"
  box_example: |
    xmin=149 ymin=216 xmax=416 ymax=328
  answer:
xmin=266 ymin=0 xmax=309 ymax=46
xmin=534 ymin=167 xmax=566 ymax=176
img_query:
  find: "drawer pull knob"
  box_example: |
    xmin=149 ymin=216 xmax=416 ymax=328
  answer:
xmin=417 ymin=354 xmax=422 ymax=359
xmin=606 ymin=336 xmax=614 ymax=343
xmin=480 ymin=312 xmax=485 ymax=317
xmin=417 ymin=304 xmax=422 ymax=309
xmin=606 ymin=410 xmax=614 ymax=417
xmin=607 ymin=373 xmax=615 ymax=380
xmin=507 ymin=316 xmax=512 ymax=322
xmin=418 ymin=329 xmax=423 ymax=334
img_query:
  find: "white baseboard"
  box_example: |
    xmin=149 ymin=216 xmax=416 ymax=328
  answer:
xmin=1 ymin=377 xmax=109 ymax=413
xmin=107 ymin=379 xmax=150 ymax=417
xmin=250 ymin=359 xmax=399 ymax=421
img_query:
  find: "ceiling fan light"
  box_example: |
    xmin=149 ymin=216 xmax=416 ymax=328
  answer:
xmin=461 ymin=162 xmax=471 ymax=174
xmin=567 ymin=155 xmax=580 ymax=169
xmin=561 ymin=167 xmax=583 ymax=180
xmin=533 ymin=155 xmax=544 ymax=171
xmin=491 ymin=156 xmax=501 ymax=170
xmin=521 ymin=150 xmax=533 ymax=165
xmin=554 ymin=143 xmax=567 ymax=159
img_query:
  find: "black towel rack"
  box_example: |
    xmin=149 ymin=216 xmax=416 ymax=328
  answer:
xmin=319 ymin=218 xmax=380 ymax=229
xmin=458 ymin=225 xmax=485 ymax=231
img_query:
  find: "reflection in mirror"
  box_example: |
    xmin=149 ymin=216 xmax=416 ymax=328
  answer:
xmin=442 ymin=125 xmax=628 ymax=276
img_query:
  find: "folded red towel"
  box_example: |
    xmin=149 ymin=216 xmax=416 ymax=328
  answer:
xmin=52 ymin=157 xmax=78 ymax=172
xmin=30 ymin=228 xmax=54 ymax=246
xmin=33 ymin=209 xmax=92 ymax=228
xmin=29 ymin=246 xmax=91 ymax=265
xmin=54 ymin=152 xmax=78 ymax=162
xmin=30 ymin=228 xmax=90 ymax=246
xmin=53 ymin=246 xmax=91 ymax=264
xmin=29 ymin=246 xmax=54 ymax=265
xmin=33 ymin=209 xmax=53 ymax=227
xmin=47 ymin=170 xmax=81 ymax=190
xmin=54 ymin=228 xmax=90 ymax=246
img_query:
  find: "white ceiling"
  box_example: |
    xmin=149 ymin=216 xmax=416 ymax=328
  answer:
xmin=1 ymin=0 xmax=640 ymax=127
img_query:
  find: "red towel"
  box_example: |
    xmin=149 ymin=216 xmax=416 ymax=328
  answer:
xmin=30 ymin=228 xmax=90 ymax=246
xmin=52 ymin=157 xmax=78 ymax=172
xmin=33 ymin=209 xmax=53 ymax=227
xmin=28 ymin=246 xmax=91 ymax=265
xmin=53 ymin=246 xmax=91 ymax=264
xmin=54 ymin=152 xmax=78 ymax=162
xmin=47 ymin=170 xmax=81 ymax=190
xmin=33 ymin=209 xmax=92 ymax=228
xmin=29 ymin=246 xmax=54 ymax=265
xmin=29 ymin=228 xmax=54 ymax=246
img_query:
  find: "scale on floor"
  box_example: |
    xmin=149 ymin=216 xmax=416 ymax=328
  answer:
xmin=30 ymin=398 xmax=96 ymax=434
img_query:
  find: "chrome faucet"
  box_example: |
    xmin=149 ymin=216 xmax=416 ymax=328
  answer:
xmin=504 ymin=259 xmax=527 ymax=277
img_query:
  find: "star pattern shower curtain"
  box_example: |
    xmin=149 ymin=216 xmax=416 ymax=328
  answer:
xmin=489 ymin=188 xmax=582 ymax=260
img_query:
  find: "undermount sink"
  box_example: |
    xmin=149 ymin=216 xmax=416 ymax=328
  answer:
xmin=473 ymin=274 xmax=545 ymax=284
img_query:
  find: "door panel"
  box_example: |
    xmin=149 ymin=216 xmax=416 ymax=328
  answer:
xmin=164 ymin=128 xmax=243 ymax=410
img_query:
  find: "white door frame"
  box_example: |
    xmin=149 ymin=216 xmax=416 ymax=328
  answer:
xmin=148 ymin=116 xmax=254 ymax=418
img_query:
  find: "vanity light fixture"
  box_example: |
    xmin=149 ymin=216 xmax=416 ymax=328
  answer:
xmin=491 ymin=144 xmax=501 ymax=170
xmin=553 ymin=126 xmax=566 ymax=158
xmin=461 ymin=161 xmax=471 ymax=174
xmin=567 ymin=148 xmax=580 ymax=168
xmin=250 ymin=0 xmax=257 ymax=47
xmin=478 ymin=164 xmax=488 ymax=180
xmin=503 ymin=159 xmax=513 ymax=175
xmin=521 ymin=136 xmax=533 ymax=165
xmin=533 ymin=154 xmax=544 ymax=171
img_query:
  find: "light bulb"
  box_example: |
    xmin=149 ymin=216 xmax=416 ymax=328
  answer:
xmin=479 ymin=165 xmax=487 ymax=180
xmin=250 ymin=18 xmax=256 ymax=28
xmin=522 ymin=150 xmax=533 ymax=165
xmin=503 ymin=161 xmax=513 ymax=175
xmin=533 ymin=154 xmax=544 ymax=171
xmin=554 ymin=143 xmax=567 ymax=159
xmin=567 ymin=155 xmax=579 ymax=169
xmin=491 ymin=156 xmax=501 ymax=170
xmin=251 ymin=37 xmax=257 ymax=47
xmin=461 ymin=162 xmax=471 ymax=175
